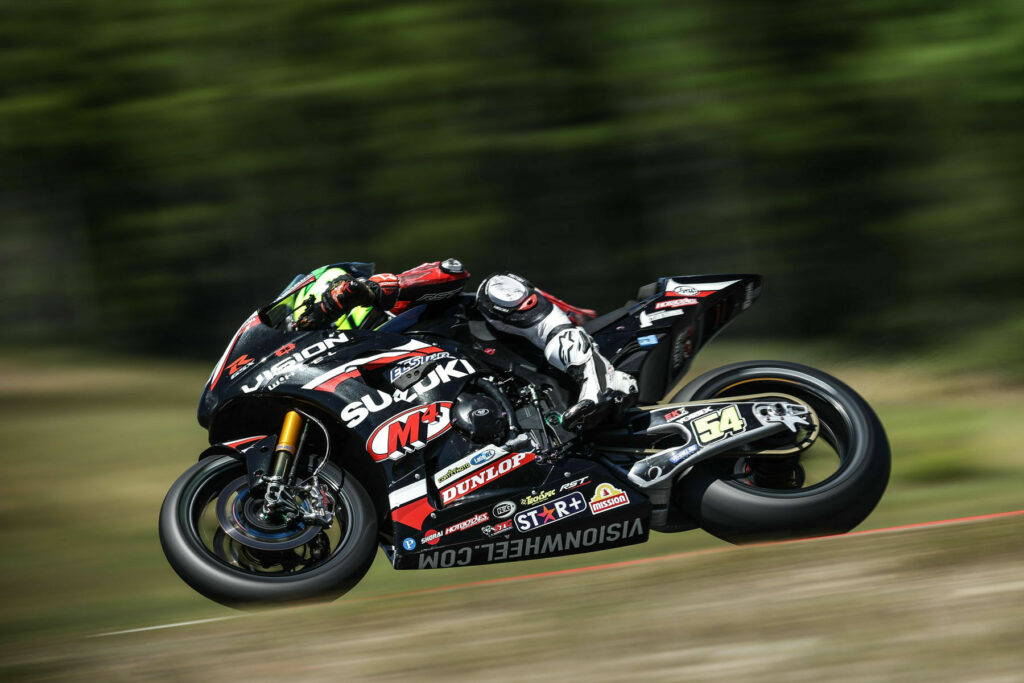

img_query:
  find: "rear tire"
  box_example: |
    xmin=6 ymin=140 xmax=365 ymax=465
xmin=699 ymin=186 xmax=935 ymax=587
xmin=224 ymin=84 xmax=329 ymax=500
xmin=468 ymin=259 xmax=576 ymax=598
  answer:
xmin=670 ymin=361 xmax=890 ymax=543
xmin=159 ymin=456 xmax=378 ymax=607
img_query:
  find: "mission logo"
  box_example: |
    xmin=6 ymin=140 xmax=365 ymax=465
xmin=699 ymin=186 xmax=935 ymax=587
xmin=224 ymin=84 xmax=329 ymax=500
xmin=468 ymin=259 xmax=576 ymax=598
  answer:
xmin=589 ymin=483 xmax=629 ymax=514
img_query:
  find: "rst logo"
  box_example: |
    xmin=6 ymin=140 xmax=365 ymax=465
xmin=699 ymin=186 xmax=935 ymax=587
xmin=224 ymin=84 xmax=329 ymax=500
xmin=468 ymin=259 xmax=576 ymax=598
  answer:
xmin=366 ymin=402 xmax=453 ymax=461
xmin=514 ymin=491 xmax=587 ymax=533
xmin=559 ymin=476 xmax=589 ymax=492
xmin=440 ymin=452 xmax=536 ymax=504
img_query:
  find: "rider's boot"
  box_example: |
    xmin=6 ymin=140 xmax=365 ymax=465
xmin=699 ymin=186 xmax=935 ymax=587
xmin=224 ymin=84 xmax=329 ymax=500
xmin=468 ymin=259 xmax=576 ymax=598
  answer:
xmin=543 ymin=326 xmax=637 ymax=431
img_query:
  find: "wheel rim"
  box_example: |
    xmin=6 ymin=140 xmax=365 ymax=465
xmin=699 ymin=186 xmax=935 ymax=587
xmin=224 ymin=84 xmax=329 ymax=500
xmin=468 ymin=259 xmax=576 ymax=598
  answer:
xmin=180 ymin=458 xmax=354 ymax=577
xmin=701 ymin=375 xmax=857 ymax=496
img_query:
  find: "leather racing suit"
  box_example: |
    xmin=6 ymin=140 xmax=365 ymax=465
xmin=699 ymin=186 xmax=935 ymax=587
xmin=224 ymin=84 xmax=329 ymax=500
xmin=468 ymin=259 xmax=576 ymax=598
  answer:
xmin=296 ymin=258 xmax=637 ymax=429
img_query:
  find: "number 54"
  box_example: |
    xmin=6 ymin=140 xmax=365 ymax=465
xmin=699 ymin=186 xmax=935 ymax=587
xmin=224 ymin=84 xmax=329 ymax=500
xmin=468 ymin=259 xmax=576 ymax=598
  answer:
xmin=692 ymin=405 xmax=746 ymax=445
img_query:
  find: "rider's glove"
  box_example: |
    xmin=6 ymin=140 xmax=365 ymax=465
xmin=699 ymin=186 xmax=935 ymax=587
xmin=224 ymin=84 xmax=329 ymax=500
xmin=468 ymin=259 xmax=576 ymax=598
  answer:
xmin=294 ymin=276 xmax=382 ymax=331
xmin=324 ymin=275 xmax=381 ymax=312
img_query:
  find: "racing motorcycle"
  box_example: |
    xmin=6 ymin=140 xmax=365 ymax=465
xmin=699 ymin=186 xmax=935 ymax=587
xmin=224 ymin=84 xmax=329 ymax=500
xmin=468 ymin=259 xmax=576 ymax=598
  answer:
xmin=159 ymin=263 xmax=890 ymax=606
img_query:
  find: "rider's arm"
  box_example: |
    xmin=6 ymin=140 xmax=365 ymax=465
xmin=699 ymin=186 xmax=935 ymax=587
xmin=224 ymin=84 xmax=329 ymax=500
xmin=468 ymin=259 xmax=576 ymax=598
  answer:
xmin=323 ymin=258 xmax=469 ymax=317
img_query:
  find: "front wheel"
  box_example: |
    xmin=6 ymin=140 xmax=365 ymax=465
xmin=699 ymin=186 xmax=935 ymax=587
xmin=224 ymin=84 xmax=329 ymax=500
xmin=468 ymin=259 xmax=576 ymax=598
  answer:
xmin=159 ymin=456 xmax=378 ymax=607
xmin=670 ymin=361 xmax=890 ymax=543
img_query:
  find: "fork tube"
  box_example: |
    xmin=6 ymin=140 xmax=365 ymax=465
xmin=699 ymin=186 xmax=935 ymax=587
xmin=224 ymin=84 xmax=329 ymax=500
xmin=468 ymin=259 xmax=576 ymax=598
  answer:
xmin=269 ymin=410 xmax=304 ymax=481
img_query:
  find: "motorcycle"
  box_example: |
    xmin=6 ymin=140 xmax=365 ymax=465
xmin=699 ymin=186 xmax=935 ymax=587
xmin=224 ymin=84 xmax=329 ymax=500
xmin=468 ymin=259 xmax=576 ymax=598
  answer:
xmin=159 ymin=263 xmax=890 ymax=606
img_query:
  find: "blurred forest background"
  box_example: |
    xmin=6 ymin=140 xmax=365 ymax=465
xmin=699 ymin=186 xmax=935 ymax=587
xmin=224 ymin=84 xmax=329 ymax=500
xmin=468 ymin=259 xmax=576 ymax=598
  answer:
xmin=1 ymin=0 xmax=1022 ymax=370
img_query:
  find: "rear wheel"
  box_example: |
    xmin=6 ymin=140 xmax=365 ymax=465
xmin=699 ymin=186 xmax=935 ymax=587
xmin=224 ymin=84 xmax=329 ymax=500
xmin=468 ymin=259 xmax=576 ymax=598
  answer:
xmin=159 ymin=456 xmax=378 ymax=607
xmin=670 ymin=361 xmax=890 ymax=543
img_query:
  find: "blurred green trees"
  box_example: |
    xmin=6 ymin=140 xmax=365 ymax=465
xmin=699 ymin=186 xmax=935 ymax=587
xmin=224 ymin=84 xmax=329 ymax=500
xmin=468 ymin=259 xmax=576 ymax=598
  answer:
xmin=1 ymin=0 xmax=1021 ymax=364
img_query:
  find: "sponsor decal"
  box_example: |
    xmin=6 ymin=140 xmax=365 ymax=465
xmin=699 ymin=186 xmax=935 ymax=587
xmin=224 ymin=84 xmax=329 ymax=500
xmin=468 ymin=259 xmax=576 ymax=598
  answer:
xmin=444 ymin=512 xmax=489 ymax=536
xmin=273 ymin=343 xmax=296 ymax=358
xmin=241 ymin=333 xmax=350 ymax=393
xmin=340 ymin=358 xmax=477 ymax=427
xmin=388 ymin=351 xmax=451 ymax=382
xmin=664 ymin=406 xmax=713 ymax=423
xmin=665 ymin=279 xmax=739 ymax=295
xmin=559 ymin=476 xmax=590 ymax=492
xmin=589 ymin=483 xmax=629 ymax=514
xmin=417 ymin=519 xmax=646 ymax=568
xmin=440 ymin=452 xmax=536 ymax=504
xmin=482 ymin=520 xmax=513 ymax=537
xmin=637 ymin=335 xmax=659 ymax=347
xmin=209 ymin=312 xmax=261 ymax=389
xmin=421 ymin=529 xmax=443 ymax=546
xmin=647 ymin=309 xmax=687 ymax=323
xmin=366 ymin=402 xmax=453 ymax=461
xmin=471 ymin=449 xmax=496 ymax=466
xmin=669 ymin=443 xmax=699 ymax=463
xmin=227 ymin=354 xmax=254 ymax=376
xmin=302 ymin=340 xmax=446 ymax=395
xmin=514 ymin=491 xmax=587 ymax=533
xmin=436 ymin=462 xmax=471 ymax=483
xmin=692 ymin=404 xmax=746 ymax=445
xmin=402 ymin=537 xmax=417 ymax=551
xmin=492 ymin=500 xmax=517 ymax=518
xmin=416 ymin=291 xmax=457 ymax=302
xmin=520 ymin=489 xmax=556 ymax=506
xmin=435 ymin=447 xmax=504 ymax=485
xmin=655 ymin=298 xmax=698 ymax=310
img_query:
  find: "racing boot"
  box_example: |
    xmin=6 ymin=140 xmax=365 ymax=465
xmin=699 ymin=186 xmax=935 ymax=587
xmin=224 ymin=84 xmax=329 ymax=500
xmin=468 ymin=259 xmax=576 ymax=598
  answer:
xmin=543 ymin=326 xmax=637 ymax=431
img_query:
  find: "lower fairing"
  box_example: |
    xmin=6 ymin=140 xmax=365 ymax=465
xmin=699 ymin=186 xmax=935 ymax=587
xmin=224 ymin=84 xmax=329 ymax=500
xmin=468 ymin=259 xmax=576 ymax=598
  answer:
xmin=395 ymin=516 xmax=649 ymax=569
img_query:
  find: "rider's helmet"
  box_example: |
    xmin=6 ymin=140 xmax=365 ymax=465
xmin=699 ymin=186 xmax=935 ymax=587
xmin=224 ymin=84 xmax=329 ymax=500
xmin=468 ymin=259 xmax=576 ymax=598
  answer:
xmin=289 ymin=265 xmax=374 ymax=330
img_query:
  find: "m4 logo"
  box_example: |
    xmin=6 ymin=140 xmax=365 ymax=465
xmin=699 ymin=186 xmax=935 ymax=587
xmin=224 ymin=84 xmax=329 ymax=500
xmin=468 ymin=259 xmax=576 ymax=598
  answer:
xmin=366 ymin=402 xmax=453 ymax=461
xmin=692 ymin=404 xmax=746 ymax=445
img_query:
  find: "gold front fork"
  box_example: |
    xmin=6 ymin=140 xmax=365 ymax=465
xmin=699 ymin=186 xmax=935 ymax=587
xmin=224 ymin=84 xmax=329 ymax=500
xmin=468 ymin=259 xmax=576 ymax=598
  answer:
xmin=262 ymin=410 xmax=305 ymax=516
xmin=269 ymin=410 xmax=304 ymax=480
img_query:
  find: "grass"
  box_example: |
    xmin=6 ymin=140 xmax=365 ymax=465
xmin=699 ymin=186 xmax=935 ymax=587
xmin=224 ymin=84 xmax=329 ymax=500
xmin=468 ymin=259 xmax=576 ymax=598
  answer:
xmin=0 ymin=342 xmax=1021 ymax=663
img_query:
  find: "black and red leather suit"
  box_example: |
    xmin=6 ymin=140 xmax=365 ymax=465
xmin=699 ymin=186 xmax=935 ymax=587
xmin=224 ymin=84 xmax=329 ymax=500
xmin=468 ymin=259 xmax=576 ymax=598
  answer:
xmin=297 ymin=258 xmax=636 ymax=427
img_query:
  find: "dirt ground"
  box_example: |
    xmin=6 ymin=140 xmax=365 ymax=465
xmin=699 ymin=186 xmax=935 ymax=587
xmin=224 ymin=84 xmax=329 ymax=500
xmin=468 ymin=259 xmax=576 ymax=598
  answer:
xmin=4 ymin=516 xmax=1022 ymax=682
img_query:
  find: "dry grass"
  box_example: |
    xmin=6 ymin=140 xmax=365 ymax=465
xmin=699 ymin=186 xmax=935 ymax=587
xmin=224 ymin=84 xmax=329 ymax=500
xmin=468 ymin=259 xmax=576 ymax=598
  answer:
xmin=2 ymin=518 xmax=1022 ymax=681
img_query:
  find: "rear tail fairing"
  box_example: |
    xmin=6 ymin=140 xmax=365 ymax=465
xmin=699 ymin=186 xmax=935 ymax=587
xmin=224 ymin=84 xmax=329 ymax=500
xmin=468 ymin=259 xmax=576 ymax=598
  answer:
xmin=589 ymin=274 xmax=762 ymax=403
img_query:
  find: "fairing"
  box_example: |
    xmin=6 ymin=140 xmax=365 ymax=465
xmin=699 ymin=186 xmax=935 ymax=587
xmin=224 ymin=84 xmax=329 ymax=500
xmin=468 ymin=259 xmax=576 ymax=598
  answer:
xmin=196 ymin=272 xmax=761 ymax=568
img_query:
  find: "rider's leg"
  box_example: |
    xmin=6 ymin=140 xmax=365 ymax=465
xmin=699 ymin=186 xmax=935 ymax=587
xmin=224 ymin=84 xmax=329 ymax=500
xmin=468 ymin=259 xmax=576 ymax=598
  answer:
xmin=476 ymin=273 xmax=636 ymax=429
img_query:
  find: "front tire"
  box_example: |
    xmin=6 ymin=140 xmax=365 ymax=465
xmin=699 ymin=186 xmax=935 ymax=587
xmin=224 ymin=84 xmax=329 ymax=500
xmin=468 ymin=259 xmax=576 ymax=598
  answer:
xmin=670 ymin=361 xmax=890 ymax=543
xmin=159 ymin=456 xmax=378 ymax=607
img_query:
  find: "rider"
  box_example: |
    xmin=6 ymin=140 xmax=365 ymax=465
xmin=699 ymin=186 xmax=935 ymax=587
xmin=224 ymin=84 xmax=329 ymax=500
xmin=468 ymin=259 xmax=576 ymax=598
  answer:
xmin=294 ymin=258 xmax=637 ymax=429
